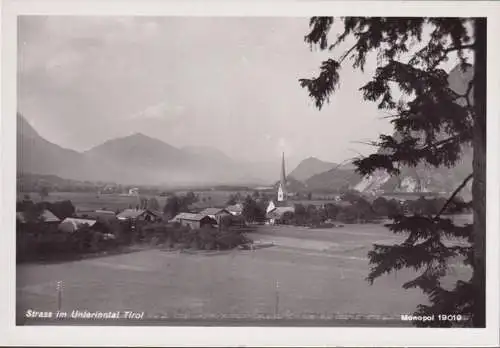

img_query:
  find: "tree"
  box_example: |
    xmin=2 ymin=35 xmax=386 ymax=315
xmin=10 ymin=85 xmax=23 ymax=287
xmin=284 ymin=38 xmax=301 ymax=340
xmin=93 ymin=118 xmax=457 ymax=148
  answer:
xmin=46 ymin=200 xmax=75 ymax=220
xmin=226 ymin=194 xmax=237 ymax=206
xmin=324 ymin=203 xmax=340 ymax=220
xmin=386 ymin=198 xmax=403 ymax=217
xmin=185 ymin=191 xmax=197 ymax=205
xmin=242 ymin=196 xmax=266 ymax=223
xmin=163 ymin=195 xmax=181 ymax=219
xmin=39 ymin=186 xmax=50 ymax=201
xmin=372 ymin=197 xmax=390 ymax=217
xmin=300 ymin=17 xmax=485 ymax=327
xmin=148 ymin=197 xmax=160 ymax=211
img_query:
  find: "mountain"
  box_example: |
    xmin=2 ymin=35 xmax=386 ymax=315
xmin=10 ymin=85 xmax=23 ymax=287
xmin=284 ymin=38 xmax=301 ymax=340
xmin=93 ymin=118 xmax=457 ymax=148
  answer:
xmin=289 ymin=157 xmax=339 ymax=181
xmin=16 ymin=114 xmax=100 ymax=181
xmin=181 ymin=145 xmax=233 ymax=163
xmin=352 ymin=64 xmax=474 ymax=198
xmin=305 ymin=166 xmax=362 ymax=192
xmin=17 ymin=118 xmax=270 ymax=186
xmin=297 ymin=64 xmax=474 ymax=198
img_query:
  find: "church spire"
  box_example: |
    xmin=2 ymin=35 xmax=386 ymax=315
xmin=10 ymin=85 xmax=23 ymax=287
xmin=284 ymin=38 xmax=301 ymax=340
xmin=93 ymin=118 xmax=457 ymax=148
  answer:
xmin=277 ymin=152 xmax=287 ymax=202
xmin=280 ymin=152 xmax=286 ymax=187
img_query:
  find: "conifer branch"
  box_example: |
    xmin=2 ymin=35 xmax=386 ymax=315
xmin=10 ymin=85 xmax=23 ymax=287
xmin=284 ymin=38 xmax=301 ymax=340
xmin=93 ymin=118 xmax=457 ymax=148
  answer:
xmin=339 ymin=43 xmax=359 ymax=64
xmin=434 ymin=173 xmax=473 ymax=220
xmin=429 ymin=43 xmax=475 ymax=70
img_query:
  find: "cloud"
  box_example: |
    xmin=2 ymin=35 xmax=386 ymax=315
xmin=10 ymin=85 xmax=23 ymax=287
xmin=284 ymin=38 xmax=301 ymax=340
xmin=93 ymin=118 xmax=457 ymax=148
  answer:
xmin=128 ymin=101 xmax=186 ymax=121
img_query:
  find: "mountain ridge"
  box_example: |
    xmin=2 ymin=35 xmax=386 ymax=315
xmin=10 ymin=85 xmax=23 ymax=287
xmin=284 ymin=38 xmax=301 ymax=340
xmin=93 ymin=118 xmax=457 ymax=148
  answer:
xmin=17 ymin=115 xmax=277 ymax=186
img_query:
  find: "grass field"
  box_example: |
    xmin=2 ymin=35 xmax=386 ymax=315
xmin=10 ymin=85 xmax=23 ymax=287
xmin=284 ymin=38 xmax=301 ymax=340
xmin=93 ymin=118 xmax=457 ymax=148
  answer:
xmin=16 ymin=222 xmax=472 ymax=326
xmin=19 ymin=190 xmax=251 ymax=212
xmin=20 ymin=191 xmax=346 ymax=213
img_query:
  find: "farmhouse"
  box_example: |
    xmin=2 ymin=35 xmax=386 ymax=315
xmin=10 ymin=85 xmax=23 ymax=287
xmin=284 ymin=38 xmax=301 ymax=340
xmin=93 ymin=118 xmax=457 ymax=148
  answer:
xmin=199 ymin=207 xmax=231 ymax=224
xmin=266 ymin=206 xmax=295 ymax=225
xmin=226 ymin=203 xmax=243 ymax=216
xmin=16 ymin=209 xmax=61 ymax=224
xmin=170 ymin=213 xmax=217 ymax=229
xmin=58 ymin=217 xmax=102 ymax=233
xmin=116 ymin=209 xmax=161 ymax=222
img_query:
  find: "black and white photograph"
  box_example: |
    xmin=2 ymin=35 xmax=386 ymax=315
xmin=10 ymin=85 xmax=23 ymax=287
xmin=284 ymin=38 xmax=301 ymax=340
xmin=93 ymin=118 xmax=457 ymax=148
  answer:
xmin=2 ymin=0 xmax=500 ymax=346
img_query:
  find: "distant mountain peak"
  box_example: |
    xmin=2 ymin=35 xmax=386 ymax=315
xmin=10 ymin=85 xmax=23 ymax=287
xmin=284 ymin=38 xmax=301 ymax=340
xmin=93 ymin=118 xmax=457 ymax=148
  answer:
xmin=289 ymin=157 xmax=338 ymax=182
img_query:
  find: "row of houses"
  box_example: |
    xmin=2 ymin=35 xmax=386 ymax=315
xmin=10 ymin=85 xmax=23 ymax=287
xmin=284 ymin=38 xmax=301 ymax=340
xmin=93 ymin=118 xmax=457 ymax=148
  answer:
xmin=16 ymin=207 xmax=164 ymax=234
xmin=16 ymin=203 xmax=246 ymax=234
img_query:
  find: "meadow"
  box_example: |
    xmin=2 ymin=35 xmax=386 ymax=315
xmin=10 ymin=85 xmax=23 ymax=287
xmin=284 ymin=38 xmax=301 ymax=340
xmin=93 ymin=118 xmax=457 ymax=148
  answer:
xmin=16 ymin=223 xmax=472 ymax=326
xmin=19 ymin=190 xmax=247 ymax=212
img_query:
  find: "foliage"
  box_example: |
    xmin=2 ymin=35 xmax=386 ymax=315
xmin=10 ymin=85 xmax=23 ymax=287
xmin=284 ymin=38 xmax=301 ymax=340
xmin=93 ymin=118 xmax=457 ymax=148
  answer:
xmin=39 ymin=200 xmax=76 ymax=220
xmin=38 ymin=186 xmax=50 ymax=200
xmin=242 ymin=196 xmax=266 ymax=222
xmin=300 ymin=16 xmax=485 ymax=326
xmin=147 ymin=197 xmax=160 ymax=211
xmin=162 ymin=192 xmax=198 ymax=219
xmin=226 ymin=194 xmax=237 ymax=206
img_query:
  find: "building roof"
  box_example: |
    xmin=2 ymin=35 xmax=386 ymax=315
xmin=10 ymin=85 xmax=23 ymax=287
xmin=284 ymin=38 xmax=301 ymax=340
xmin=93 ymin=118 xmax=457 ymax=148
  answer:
xmin=171 ymin=213 xmax=215 ymax=222
xmin=226 ymin=203 xmax=243 ymax=213
xmin=76 ymin=210 xmax=118 ymax=221
xmin=199 ymin=207 xmax=229 ymax=216
xmin=59 ymin=217 xmax=98 ymax=232
xmin=16 ymin=209 xmax=61 ymax=223
xmin=117 ymin=209 xmax=145 ymax=219
xmin=116 ymin=209 xmax=160 ymax=220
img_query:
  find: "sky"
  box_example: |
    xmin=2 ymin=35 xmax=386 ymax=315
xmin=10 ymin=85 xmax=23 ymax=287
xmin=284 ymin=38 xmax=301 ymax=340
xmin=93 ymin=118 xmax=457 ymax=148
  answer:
xmin=18 ymin=16 xmax=411 ymax=165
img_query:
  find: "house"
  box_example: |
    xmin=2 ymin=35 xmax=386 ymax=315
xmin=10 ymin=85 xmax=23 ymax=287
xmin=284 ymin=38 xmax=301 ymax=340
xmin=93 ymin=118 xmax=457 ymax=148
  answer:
xmin=58 ymin=217 xmax=101 ymax=233
xmin=170 ymin=213 xmax=217 ymax=229
xmin=116 ymin=209 xmax=161 ymax=222
xmin=266 ymin=206 xmax=295 ymax=225
xmin=199 ymin=207 xmax=231 ymax=224
xmin=16 ymin=209 xmax=61 ymax=224
xmin=226 ymin=203 xmax=243 ymax=216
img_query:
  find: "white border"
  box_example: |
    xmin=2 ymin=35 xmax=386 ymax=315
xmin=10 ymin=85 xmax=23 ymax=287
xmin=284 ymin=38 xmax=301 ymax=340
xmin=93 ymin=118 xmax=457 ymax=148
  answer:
xmin=1 ymin=1 xmax=499 ymax=346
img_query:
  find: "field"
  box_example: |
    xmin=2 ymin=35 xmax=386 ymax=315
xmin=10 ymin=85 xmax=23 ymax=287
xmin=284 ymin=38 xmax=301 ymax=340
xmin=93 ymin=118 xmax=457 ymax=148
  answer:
xmin=16 ymin=222 xmax=472 ymax=326
xmin=20 ymin=191 xmax=349 ymax=213
xmin=19 ymin=190 xmax=248 ymax=212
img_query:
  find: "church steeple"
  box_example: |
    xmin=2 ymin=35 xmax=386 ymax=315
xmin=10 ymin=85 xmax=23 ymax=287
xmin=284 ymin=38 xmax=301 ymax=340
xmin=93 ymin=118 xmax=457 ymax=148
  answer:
xmin=277 ymin=152 xmax=287 ymax=202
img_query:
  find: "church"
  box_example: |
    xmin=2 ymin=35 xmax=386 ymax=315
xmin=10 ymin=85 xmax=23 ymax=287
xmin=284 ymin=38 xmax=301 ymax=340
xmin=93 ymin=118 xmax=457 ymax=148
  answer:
xmin=266 ymin=152 xmax=295 ymax=224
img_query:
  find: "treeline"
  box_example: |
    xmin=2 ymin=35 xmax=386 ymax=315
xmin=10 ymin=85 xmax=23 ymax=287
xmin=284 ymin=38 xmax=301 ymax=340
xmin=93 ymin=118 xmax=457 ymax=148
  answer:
xmin=17 ymin=174 xmax=168 ymax=196
xmin=240 ymin=192 xmax=471 ymax=227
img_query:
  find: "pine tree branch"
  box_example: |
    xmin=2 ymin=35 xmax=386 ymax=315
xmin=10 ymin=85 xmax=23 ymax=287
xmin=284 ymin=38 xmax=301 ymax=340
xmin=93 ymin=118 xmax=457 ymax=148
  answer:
xmin=339 ymin=43 xmax=359 ymax=64
xmin=464 ymin=79 xmax=474 ymax=109
xmin=443 ymin=44 xmax=475 ymax=54
xmin=434 ymin=173 xmax=473 ymax=220
xmin=429 ymin=43 xmax=476 ymax=70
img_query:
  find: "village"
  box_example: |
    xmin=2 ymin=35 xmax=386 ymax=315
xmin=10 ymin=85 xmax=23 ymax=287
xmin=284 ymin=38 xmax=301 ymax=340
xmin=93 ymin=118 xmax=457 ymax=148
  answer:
xmin=16 ymin=150 xmax=470 ymax=265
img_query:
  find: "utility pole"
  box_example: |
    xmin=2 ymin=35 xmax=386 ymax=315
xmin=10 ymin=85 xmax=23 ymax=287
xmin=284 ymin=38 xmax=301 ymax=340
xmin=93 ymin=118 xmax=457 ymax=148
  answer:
xmin=274 ymin=280 xmax=280 ymax=318
xmin=56 ymin=281 xmax=63 ymax=312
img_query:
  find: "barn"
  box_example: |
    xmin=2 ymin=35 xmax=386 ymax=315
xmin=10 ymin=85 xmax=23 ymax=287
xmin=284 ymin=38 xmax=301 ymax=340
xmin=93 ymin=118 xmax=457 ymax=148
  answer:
xmin=116 ymin=209 xmax=161 ymax=222
xmin=199 ymin=208 xmax=231 ymax=224
xmin=16 ymin=209 xmax=61 ymax=225
xmin=266 ymin=206 xmax=295 ymax=225
xmin=170 ymin=213 xmax=217 ymax=229
xmin=58 ymin=217 xmax=102 ymax=233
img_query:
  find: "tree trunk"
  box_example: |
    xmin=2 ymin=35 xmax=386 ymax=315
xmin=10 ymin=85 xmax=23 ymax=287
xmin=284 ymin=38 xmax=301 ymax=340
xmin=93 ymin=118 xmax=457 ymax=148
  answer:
xmin=472 ymin=17 xmax=487 ymax=328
